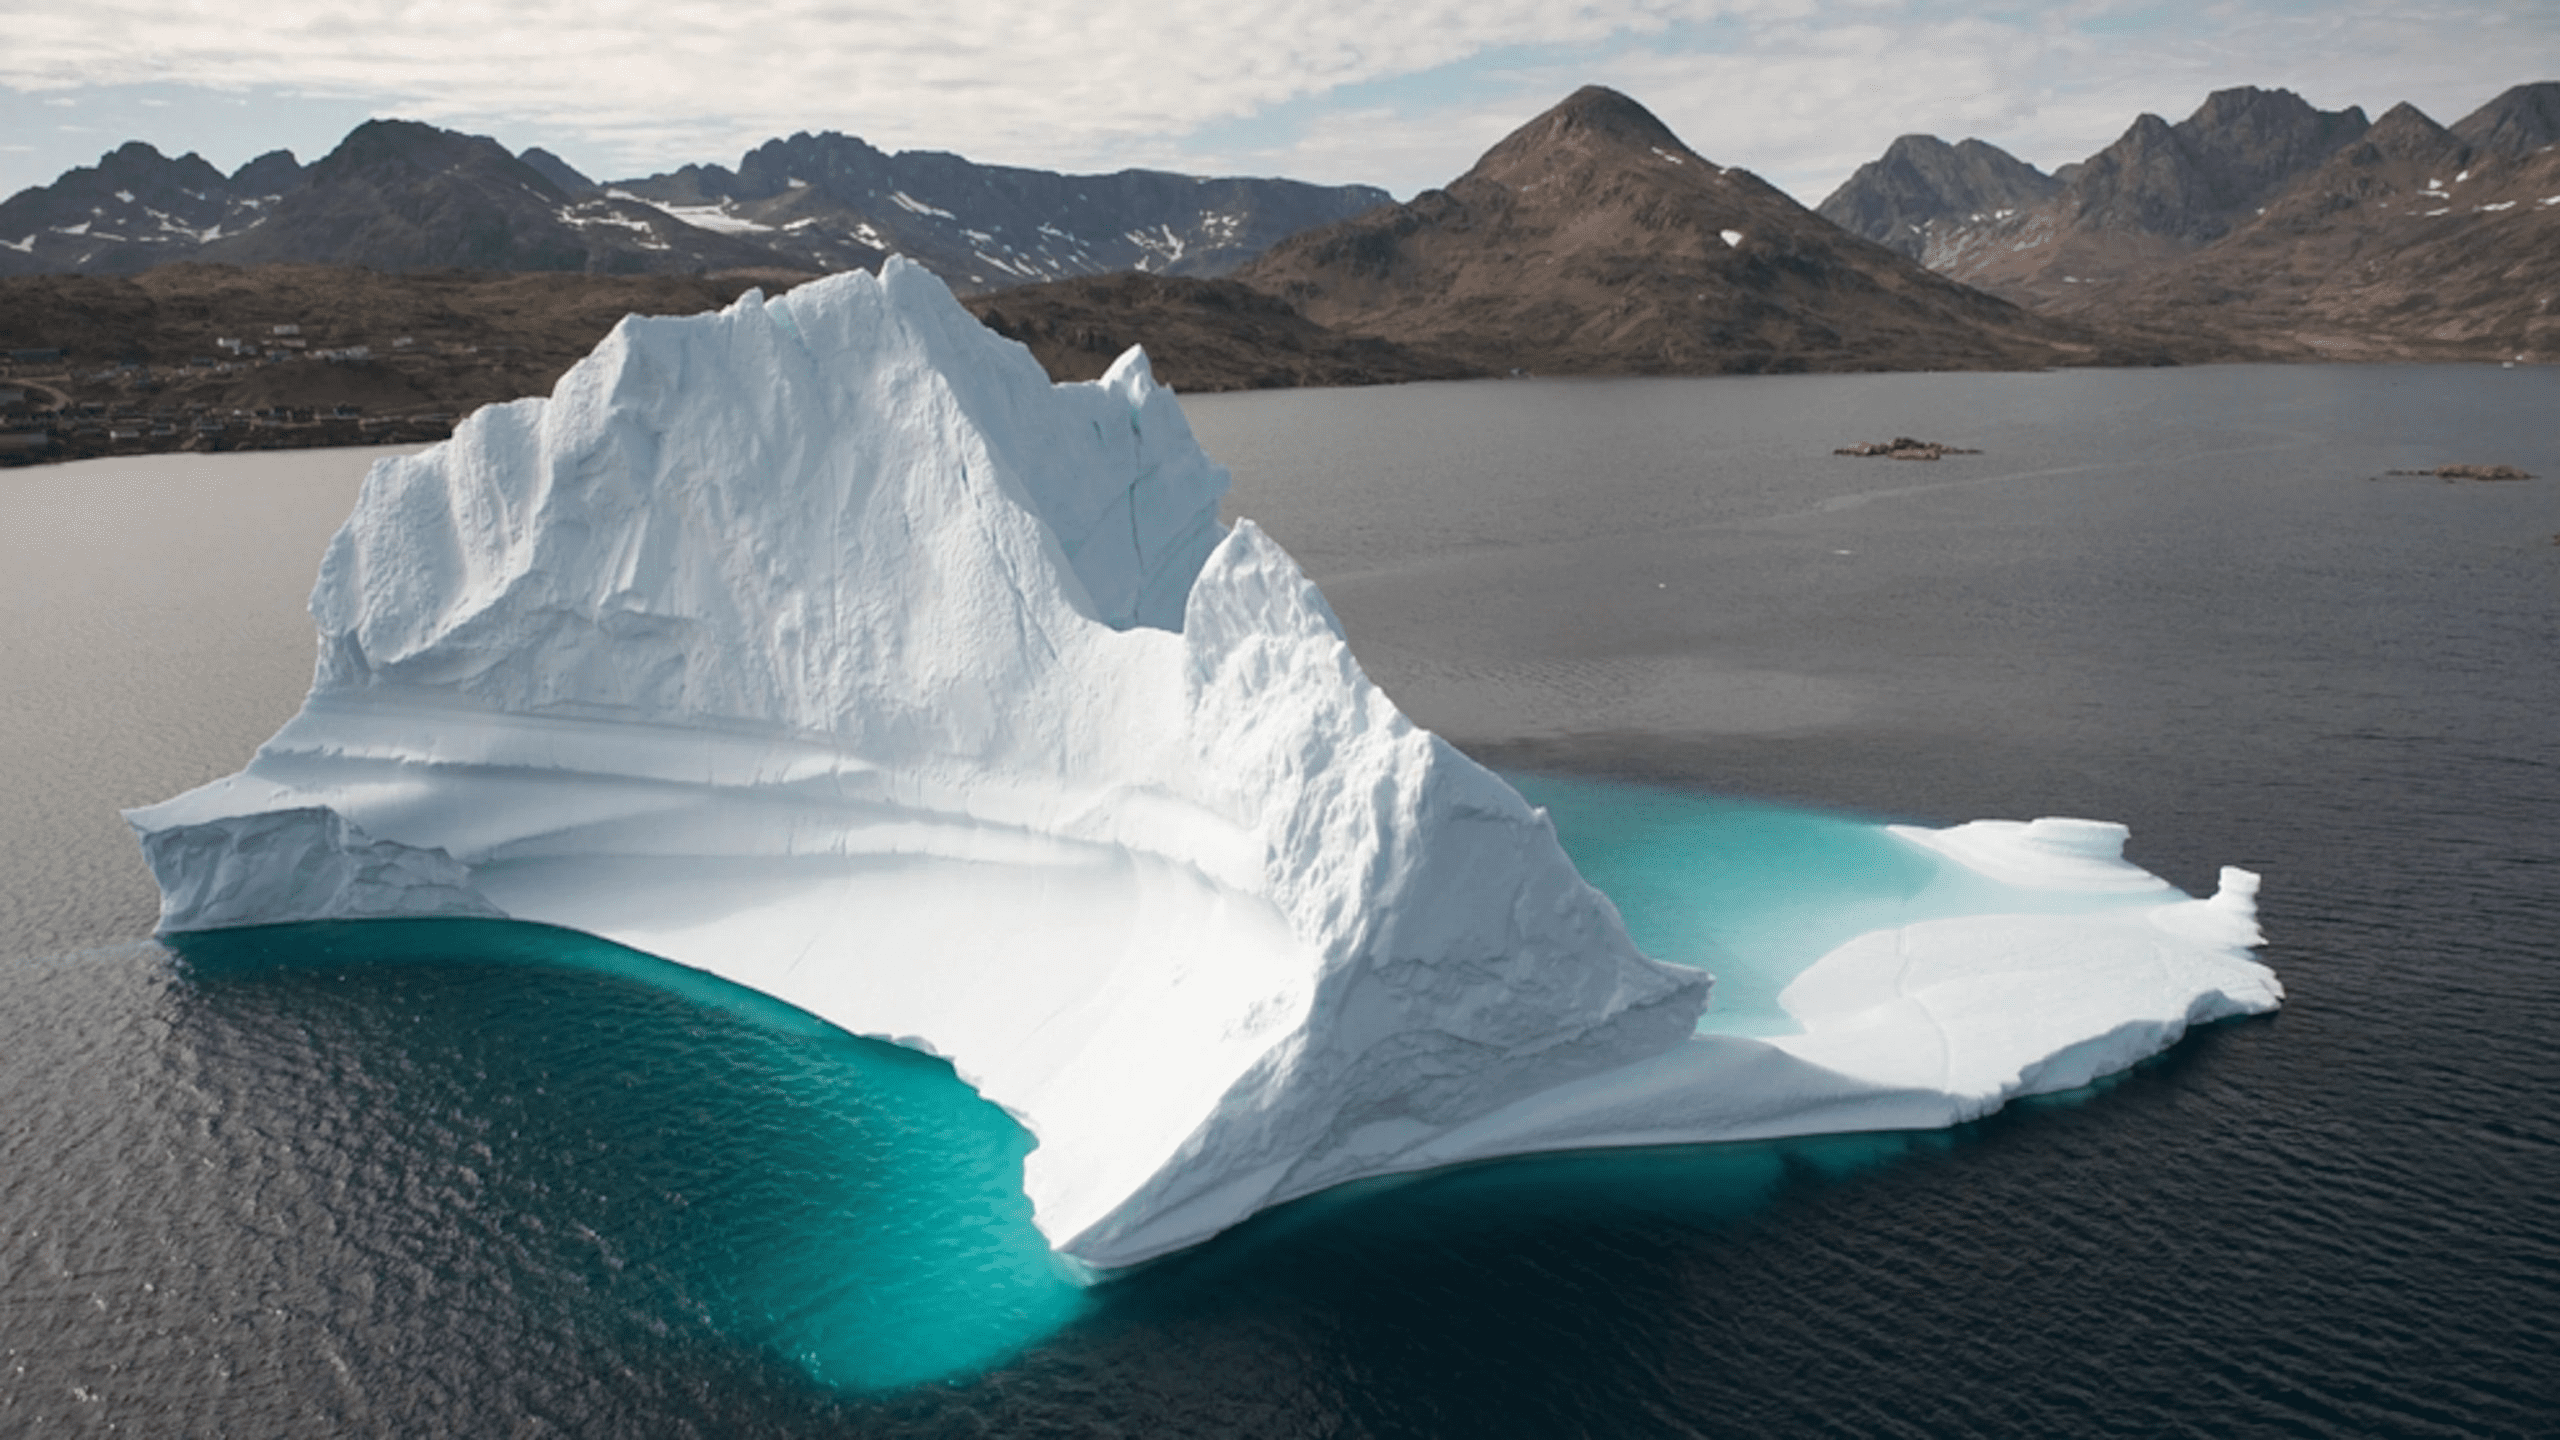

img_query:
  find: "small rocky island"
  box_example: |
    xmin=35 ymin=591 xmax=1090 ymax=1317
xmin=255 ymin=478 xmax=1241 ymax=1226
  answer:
xmin=1834 ymin=437 xmax=1982 ymax=460
xmin=2386 ymin=463 xmax=2536 ymax=481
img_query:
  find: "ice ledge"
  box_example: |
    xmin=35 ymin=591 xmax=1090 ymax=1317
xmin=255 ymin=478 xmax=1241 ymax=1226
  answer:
xmin=134 ymin=806 xmax=501 ymax=931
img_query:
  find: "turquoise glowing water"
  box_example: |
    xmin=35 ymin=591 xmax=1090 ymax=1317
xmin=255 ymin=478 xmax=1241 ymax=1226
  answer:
xmin=169 ymin=919 xmax=1091 ymax=1393
xmin=140 ymin=777 xmax=2202 ymax=1395
xmin=1514 ymin=775 xmax=2173 ymax=1036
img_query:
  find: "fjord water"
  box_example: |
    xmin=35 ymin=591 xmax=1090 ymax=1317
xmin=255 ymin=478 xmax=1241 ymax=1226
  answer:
xmin=4 ymin=365 xmax=2555 ymax=1434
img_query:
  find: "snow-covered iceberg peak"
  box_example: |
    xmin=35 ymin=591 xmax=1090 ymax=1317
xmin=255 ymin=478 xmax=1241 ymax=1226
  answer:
xmin=128 ymin=260 xmax=1709 ymax=1267
xmin=309 ymin=256 xmax=1224 ymax=723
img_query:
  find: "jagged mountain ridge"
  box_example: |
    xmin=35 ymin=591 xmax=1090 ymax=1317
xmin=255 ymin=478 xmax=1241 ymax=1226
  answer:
xmin=2099 ymin=100 xmax=2560 ymax=362
xmin=1 ymin=121 xmax=1389 ymax=292
xmin=1919 ymin=87 xmax=2373 ymax=309
xmin=190 ymin=121 xmax=806 ymax=276
xmin=1819 ymin=79 xmax=2560 ymax=360
xmin=607 ymin=131 xmax=1391 ymax=289
xmin=1816 ymin=135 xmax=2061 ymax=260
xmin=1234 ymin=86 xmax=2124 ymax=374
xmin=0 ymin=143 xmax=304 ymax=278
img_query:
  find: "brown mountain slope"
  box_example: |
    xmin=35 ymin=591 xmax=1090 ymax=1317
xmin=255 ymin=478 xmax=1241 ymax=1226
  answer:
xmin=962 ymin=274 xmax=1480 ymax=391
xmin=196 ymin=121 xmax=809 ymax=276
xmin=1236 ymin=87 xmax=2139 ymax=374
xmin=0 ymin=264 xmax=817 ymax=462
xmin=1815 ymin=135 xmax=2061 ymax=261
xmin=2101 ymin=104 xmax=2560 ymax=362
xmin=1930 ymin=87 xmax=2370 ymax=312
xmin=2451 ymin=81 xmax=2560 ymax=156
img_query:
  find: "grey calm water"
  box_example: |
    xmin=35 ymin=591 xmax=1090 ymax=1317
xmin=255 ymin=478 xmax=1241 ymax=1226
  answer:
xmin=4 ymin=364 xmax=2557 ymax=1435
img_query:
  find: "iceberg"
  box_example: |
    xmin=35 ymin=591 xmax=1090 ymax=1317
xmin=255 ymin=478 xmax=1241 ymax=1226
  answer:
xmin=127 ymin=260 xmax=2280 ymax=1269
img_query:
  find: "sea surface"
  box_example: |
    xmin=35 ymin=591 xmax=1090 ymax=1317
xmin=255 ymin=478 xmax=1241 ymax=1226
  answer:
xmin=3 ymin=364 xmax=2555 ymax=1435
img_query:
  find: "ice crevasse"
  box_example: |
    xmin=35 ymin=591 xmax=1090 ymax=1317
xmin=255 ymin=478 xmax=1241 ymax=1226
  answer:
xmin=128 ymin=260 xmax=2281 ymax=1269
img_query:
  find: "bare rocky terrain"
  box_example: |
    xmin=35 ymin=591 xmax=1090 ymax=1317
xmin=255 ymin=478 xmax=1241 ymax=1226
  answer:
xmin=1920 ymin=87 xmax=2375 ymax=311
xmin=1816 ymin=136 xmax=2062 ymax=262
xmin=611 ymin=133 xmax=1390 ymax=290
xmin=1821 ymin=81 xmax=2560 ymax=362
xmin=1231 ymin=88 xmax=2152 ymax=375
xmin=2099 ymin=99 xmax=2560 ymax=362
xmin=8 ymin=78 xmax=2556 ymax=469
xmin=0 ymin=144 xmax=304 ymax=278
xmin=1 ymin=118 xmax=1385 ymax=296
xmin=961 ymin=274 xmax=1480 ymax=391
xmin=0 ymin=265 xmax=815 ymax=464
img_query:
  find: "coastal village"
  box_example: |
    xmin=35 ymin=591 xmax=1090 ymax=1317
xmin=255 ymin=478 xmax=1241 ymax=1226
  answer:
xmin=1 ymin=324 xmax=457 ymax=464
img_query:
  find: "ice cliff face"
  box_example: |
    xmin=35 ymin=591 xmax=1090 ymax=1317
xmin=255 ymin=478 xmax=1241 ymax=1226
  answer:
xmin=127 ymin=260 xmax=1711 ymax=1265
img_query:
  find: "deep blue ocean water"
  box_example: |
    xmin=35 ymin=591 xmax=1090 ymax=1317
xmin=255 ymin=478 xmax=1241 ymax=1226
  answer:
xmin=4 ymin=364 xmax=2556 ymax=1434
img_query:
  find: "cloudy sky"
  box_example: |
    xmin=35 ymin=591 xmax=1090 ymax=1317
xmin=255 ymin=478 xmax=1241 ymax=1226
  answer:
xmin=4 ymin=0 xmax=2555 ymax=206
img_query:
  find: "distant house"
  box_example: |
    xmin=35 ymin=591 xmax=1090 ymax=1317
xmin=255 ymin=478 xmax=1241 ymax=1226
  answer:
xmin=10 ymin=348 xmax=64 ymax=365
xmin=271 ymin=324 xmax=302 ymax=337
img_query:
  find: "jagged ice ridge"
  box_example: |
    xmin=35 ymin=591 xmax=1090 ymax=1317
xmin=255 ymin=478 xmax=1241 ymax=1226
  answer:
xmin=128 ymin=261 xmax=2281 ymax=1268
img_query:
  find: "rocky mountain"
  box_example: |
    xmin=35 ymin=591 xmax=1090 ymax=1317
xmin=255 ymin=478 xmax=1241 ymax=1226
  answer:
xmin=0 ymin=143 xmax=304 ymax=278
xmin=1921 ymin=87 xmax=2371 ymax=309
xmin=516 ymin=147 xmax=599 ymax=197
xmin=605 ymin=132 xmax=1392 ymax=290
xmin=2 ymin=121 xmax=1386 ymax=294
xmin=190 ymin=121 xmax=808 ymax=275
xmin=2097 ymin=100 xmax=2560 ymax=362
xmin=1811 ymin=80 xmax=2560 ymax=361
xmin=963 ymin=273 xmax=1480 ymax=392
xmin=1234 ymin=86 xmax=2130 ymax=375
xmin=2451 ymin=81 xmax=2560 ymax=156
xmin=1816 ymin=135 xmax=2060 ymax=260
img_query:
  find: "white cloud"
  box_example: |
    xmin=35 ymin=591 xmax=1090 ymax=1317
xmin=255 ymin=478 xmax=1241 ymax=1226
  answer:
xmin=1168 ymin=0 xmax=2560 ymax=202
xmin=1 ymin=0 xmax=1783 ymax=180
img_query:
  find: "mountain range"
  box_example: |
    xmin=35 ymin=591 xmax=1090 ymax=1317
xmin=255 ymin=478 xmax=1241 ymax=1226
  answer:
xmin=7 ymin=75 xmax=2557 ymax=465
xmin=1817 ymin=81 xmax=2560 ymax=359
xmin=1227 ymin=87 xmax=2119 ymax=374
xmin=0 ymin=121 xmax=1389 ymax=293
xmin=0 ymin=143 xmax=306 ymax=276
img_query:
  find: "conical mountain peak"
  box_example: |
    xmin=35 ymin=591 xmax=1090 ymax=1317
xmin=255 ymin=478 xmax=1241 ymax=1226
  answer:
xmin=1471 ymin=85 xmax=1697 ymax=180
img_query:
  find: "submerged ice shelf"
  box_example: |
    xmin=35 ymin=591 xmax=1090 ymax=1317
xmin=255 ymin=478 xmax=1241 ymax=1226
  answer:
xmin=127 ymin=261 xmax=2281 ymax=1269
